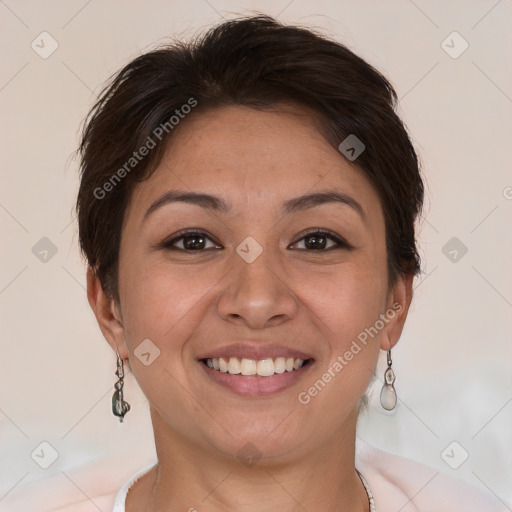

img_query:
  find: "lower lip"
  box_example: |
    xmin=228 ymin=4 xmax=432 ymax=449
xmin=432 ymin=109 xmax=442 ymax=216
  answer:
xmin=198 ymin=360 xmax=315 ymax=397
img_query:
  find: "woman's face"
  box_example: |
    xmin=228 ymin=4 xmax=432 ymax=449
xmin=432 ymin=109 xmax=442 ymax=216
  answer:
xmin=96 ymin=104 xmax=410 ymax=462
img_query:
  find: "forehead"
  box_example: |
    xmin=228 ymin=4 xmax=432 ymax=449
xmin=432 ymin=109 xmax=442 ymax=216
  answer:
xmin=125 ymin=105 xmax=381 ymax=221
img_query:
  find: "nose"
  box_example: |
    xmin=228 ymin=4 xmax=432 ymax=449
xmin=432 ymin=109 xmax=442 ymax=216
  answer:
xmin=216 ymin=249 xmax=298 ymax=330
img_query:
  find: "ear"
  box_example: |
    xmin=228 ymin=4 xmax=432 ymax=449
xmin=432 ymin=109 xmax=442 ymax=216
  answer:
xmin=380 ymin=273 xmax=414 ymax=351
xmin=86 ymin=266 xmax=129 ymax=360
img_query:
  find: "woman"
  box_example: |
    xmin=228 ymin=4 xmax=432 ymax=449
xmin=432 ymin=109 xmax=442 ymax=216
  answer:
xmin=74 ymin=14 xmax=500 ymax=512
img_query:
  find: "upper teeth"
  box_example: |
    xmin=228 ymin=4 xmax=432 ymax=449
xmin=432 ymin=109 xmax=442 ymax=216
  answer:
xmin=205 ymin=357 xmax=305 ymax=376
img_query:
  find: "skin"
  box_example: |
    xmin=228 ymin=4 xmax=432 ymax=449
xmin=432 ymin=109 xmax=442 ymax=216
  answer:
xmin=87 ymin=104 xmax=413 ymax=511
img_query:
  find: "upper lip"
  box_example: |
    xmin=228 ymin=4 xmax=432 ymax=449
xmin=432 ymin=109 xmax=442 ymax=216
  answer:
xmin=197 ymin=341 xmax=314 ymax=361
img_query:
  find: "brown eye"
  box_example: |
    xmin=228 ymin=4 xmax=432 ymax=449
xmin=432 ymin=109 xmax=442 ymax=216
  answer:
xmin=291 ymin=230 xmax=350 ymax=251
xmin=162 ymin=231 xmax=222 ymax=251
xmin=180 ymin=234 xmax=208 ymax=250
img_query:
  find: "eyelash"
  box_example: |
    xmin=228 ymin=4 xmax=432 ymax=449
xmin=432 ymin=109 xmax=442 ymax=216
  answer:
xmin=159 ymin=228 xmax=351 ymax=252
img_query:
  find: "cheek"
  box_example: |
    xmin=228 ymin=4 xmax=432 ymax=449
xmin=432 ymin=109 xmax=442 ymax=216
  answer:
xmin=117 ymin=261 xmax=222 ymax=414
xmin=306 ymin=259 xmax=388 ymax=338
xmin=299 ymin=269 xmax=385 ymax=410
xmin=119 ymin=259 xmax=220 ymax=348
xmin=306 ymin=262 xmax=387 ymax=407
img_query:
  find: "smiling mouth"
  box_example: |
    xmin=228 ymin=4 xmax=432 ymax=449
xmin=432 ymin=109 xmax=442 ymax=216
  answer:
xmin=201 ymin=356 xmax=314 ymax=377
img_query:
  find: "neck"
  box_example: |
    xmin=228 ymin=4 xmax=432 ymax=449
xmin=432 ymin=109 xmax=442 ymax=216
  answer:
xmin=127 ymin=407 xmax=369 ymax=512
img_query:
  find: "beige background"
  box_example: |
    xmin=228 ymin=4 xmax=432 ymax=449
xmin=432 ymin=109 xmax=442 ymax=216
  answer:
xmin=1 ymin=0 xmax=511 ymax=508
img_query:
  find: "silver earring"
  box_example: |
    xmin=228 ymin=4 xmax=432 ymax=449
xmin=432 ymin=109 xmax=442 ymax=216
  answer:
xmin=112 ymin=352 xmax=130 ymax=422
xmin=380 ymin=350 xmax=397 ymax=411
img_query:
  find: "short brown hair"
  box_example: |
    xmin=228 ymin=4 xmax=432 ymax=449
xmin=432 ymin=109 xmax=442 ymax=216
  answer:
xmin=76 ymin=14 xmax=424 ymax=301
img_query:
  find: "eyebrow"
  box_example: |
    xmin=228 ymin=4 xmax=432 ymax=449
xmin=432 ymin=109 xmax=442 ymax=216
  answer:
xmin=143 ymin=190 xmax=366 ymax=223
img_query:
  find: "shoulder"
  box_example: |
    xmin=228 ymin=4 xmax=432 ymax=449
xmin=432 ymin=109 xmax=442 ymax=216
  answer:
xmin=0 ymin=475 xmax=119 ymax=512
xmin=355 ymin=438 xmax=505 ymax=512
xmin=44 ymin=492 xmax=119 ymax=512
xmin=0 ymin=455 xmax=151 ymax=512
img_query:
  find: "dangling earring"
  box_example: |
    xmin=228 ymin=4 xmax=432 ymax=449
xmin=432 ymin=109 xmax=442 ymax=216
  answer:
xmin=380 ymin=349 xmax=397 ymax=411
xmin=112 ymin=352 xmax=130 ymax=422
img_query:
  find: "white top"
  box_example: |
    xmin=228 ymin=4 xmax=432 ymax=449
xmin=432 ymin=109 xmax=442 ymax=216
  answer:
xmin=111 ymin=462 xmax=157 ymax=512
xmin=110 ymin=440 xmax=503 ymax=512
